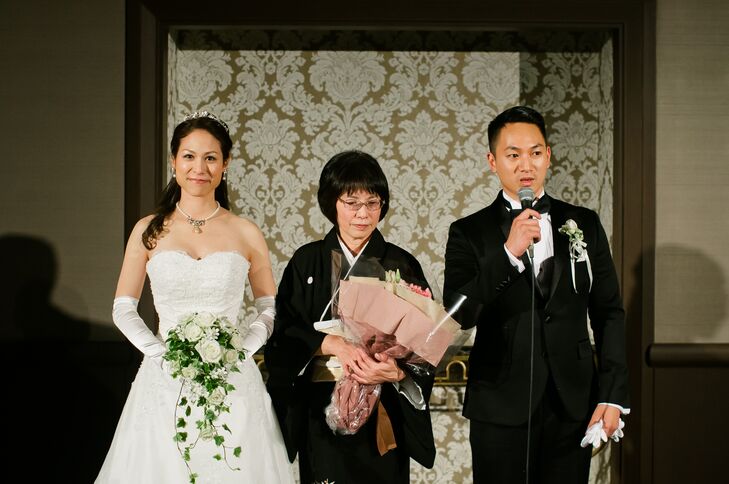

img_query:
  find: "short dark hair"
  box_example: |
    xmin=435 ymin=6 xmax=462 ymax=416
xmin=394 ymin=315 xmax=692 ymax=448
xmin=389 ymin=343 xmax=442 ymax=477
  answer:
xmin=317 ymin=150 xmax=390 ymax=225
xmin=487 ymin=106 xmax=547 ymax=152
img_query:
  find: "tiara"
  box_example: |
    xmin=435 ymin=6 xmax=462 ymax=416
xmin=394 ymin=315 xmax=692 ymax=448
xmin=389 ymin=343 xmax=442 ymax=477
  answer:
xmin=182 ymin=111 xmax=230 ymax=133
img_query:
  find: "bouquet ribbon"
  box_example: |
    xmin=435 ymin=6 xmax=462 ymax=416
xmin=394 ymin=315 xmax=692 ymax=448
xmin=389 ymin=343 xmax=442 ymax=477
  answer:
xmin=376 ymin=401 xmax=397 ymax=456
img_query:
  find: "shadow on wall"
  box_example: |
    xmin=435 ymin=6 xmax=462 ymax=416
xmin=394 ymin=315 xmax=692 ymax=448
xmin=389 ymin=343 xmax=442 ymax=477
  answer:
xmin=0 ymin=234 xmax=140 ymax=482
xmin=655 ymin=243 xmax=727 ymax=342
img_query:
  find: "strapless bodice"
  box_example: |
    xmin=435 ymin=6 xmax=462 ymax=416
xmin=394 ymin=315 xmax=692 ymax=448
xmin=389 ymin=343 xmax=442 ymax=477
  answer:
xmin=146 ymin=251 xmax=250 ymax=338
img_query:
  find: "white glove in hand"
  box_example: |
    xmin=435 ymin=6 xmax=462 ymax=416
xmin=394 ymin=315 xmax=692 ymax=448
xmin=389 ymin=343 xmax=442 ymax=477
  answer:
xmin=610 ymin=418 xmax=626 ymax=442
xmin=581 ymin=421 xmax=607 ymax=449
xmin=113 ymin=296 xmax=166 ymax=366
xmin=580 ymin=418 xmax=626 ymax=448
xmin=240 ymin=295 xmax=275 ymax=358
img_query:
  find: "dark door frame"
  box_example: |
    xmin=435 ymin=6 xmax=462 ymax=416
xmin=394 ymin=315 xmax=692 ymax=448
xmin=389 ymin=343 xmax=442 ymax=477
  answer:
xmin=124 ymin=1 xmax=656 ymax=482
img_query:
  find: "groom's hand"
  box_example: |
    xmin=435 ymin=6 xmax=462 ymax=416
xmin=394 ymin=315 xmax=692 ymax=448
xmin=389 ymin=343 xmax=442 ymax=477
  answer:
xmin=505 ymin=208 xmax=542 ymax=257
xmin=588 ymin=404 xmax=621 ymax=437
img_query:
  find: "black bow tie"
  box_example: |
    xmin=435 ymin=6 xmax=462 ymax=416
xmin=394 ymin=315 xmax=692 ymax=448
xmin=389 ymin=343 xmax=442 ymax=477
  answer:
xmin=503 ymin=194 xmax=551 ymax=216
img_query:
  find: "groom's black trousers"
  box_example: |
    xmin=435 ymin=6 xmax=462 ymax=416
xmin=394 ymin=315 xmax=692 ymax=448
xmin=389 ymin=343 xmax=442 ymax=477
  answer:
xmin=469 ymin=376 xmax=592 ymax=484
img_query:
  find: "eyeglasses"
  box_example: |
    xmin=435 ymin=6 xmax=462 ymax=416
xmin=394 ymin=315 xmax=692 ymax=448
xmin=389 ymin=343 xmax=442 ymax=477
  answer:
xmin=338 ymin=197 xmax=385 ymax=212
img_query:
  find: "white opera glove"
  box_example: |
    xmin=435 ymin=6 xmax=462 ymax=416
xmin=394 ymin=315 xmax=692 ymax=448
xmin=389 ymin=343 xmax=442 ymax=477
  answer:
xmin=112 ymin=296 xmax=166 ymax=366
xmin=239 ymin=295 xmax=275 ymax=358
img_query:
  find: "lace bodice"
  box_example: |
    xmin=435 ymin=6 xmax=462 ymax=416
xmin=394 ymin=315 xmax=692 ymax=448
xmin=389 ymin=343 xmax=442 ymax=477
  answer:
xmin=146 ymin=251 xmax=250 ymax=338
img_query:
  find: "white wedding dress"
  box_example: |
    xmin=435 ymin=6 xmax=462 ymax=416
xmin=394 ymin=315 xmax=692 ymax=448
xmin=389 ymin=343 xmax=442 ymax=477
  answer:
xmin=96 ymin=251 xmax=295 ymax=484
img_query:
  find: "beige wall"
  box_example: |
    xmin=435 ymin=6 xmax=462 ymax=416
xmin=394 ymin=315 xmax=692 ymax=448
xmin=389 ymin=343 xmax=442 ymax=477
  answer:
xmin=0 ymin=0 xmax=125 ymax=339
xmin=656 ymin=0 xmax=729 ymax=342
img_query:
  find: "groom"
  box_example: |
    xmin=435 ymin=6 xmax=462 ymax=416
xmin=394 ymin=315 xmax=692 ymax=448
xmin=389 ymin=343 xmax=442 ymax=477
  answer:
xmin=444 ymin=106 xmax=629 ymax=483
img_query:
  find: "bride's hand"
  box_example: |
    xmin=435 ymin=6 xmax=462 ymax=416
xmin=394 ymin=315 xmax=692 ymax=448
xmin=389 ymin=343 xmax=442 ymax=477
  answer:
xmin=320 ymin=335 xmax=371 ymax=377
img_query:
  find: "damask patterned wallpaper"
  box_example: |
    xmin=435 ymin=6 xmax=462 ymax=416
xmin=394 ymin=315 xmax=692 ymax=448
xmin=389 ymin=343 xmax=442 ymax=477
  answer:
xmin=167 ymin=29 xmax=615 ymax=484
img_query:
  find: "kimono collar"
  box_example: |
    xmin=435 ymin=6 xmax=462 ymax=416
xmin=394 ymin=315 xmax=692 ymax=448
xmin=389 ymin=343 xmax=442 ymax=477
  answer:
xmin=324 ymin=227 xmax=387 ymax=259
xmin=337 ymin=235 xmax=371 ymax=266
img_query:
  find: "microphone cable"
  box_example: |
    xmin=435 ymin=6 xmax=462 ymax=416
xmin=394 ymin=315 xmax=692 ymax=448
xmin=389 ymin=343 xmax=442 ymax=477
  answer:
xmin=525 ymin=245 xmax=536 ymax=484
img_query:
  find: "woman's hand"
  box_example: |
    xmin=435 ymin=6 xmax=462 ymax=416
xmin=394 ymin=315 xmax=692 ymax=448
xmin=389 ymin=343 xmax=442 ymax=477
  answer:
xmin=320 ymin=335 xmax=371 ymax=377
xmin=321 ymin=336 xmax=405 ymax=384
xmin=349 ymin=352 xmax=405 ymax=385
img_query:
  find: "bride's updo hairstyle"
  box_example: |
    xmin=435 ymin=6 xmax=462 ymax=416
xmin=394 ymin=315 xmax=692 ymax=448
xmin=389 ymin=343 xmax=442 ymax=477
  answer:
xmin=317 ymin=150 xmax=390 ymax=226
xmin=142 ymin=113 xmax=233 ymax=249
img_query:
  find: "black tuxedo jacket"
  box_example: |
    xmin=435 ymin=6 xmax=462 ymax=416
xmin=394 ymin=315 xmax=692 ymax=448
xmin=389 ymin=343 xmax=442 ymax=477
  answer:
xmin=265 ymin=228 xmax=436 ymax=468
xmin=444 ymin=192 xmax=629 ymax=425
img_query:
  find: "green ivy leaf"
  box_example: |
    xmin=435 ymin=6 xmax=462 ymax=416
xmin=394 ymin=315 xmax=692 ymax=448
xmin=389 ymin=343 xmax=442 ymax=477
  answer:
xmin=214 ymin=435 xmax=224 ymax=446
xmin=177 ymin=418 xmax=186 ymax=428
xmin=174 ymin=431 xmax=187 ymax=442
xmin=233 ymin=446 xmax=242 ymax=457
xmin=213 ymin=454 xmax=222 ymax=461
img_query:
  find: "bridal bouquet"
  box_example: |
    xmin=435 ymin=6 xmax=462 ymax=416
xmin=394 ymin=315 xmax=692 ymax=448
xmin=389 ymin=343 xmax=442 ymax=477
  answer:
xmin=163 ymin=311 xmax=246 ymax=483
xmin=317 ymin=255 xmax=463 ymax=447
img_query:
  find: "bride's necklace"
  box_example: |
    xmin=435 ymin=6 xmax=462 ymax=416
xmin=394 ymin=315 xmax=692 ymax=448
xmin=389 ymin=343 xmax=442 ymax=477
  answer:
xmin=176 ymin=202 xmax=221 ymax=234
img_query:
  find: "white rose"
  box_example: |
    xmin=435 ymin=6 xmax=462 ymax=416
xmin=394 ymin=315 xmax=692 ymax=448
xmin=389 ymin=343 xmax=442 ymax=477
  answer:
xmin=196 ymin=339 xmax=223 ymax=364
xmin=182 ymin=322 xmax=203 ymax=342
xmin=230 ymin=333 xmax=245 ymax=351
xmin=180 ymin=313 xmax=196 ymax=325
xmin=565 ymin=219 xmax=578 ymax=231
xmin=163 ymin=359 xmax=180 ymax=375
xmin=199 ymin=425 xmax=215 ymax=441
xmin=195 ymin=311 xmax=216 ymax=327
xmin=224 ymin=349 xmax=239 ymax=365
xmin=181 ymin=365 xmax=198 ymax=379
xmin=208 ymin=386 xmax=226 ymax=406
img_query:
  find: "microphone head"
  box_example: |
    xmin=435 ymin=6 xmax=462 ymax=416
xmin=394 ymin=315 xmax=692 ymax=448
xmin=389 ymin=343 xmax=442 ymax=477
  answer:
xmin=517 ymin=187 xmax=535 ymax=209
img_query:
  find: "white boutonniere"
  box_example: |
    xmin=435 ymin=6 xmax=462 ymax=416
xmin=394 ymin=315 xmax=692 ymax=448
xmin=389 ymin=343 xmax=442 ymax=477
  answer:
xmin=558 ymin=219 xmax=593 ymax=293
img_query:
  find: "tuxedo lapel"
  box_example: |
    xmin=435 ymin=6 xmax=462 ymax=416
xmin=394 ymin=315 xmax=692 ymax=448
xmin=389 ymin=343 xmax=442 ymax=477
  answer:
xmin=548 ymin=199 xmax=568 ymax=304
xmin=497 ymin=197 xmax=512 ymax=242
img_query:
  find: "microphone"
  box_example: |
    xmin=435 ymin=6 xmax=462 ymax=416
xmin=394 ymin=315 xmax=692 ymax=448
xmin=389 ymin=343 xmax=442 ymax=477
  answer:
xmin=517 ymin=187 xmax=535 ymax=259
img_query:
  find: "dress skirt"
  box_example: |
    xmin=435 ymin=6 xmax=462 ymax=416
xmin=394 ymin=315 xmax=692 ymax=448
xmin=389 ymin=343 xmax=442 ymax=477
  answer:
xmin=96 ymin=357 xmax=295 ymax=484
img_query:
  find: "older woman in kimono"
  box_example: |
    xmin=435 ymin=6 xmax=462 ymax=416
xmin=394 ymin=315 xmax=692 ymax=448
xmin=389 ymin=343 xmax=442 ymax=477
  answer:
xmin=265 ymin=150 xmax=436 ymax=483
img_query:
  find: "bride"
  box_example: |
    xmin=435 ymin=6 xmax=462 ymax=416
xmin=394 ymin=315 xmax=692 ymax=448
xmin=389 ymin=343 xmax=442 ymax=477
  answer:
xmin=96 ymin=112 xmax=295 ymax=483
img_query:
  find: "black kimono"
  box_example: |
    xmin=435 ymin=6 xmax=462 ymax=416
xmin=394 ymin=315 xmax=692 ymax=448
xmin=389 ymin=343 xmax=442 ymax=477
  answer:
xmin=265 ymin=228 xmax=436 ymax=484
